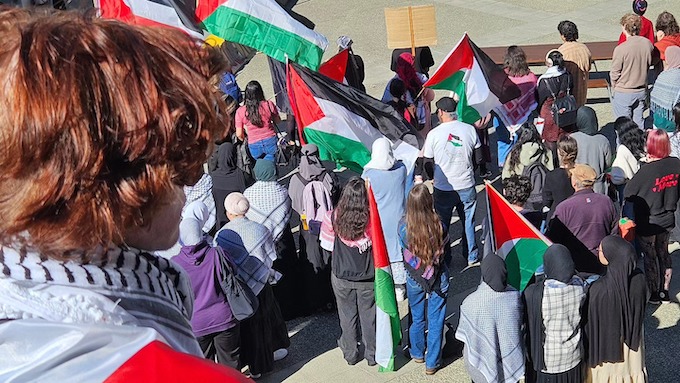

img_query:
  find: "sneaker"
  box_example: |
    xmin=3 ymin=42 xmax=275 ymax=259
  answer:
xmin=273 ymin=348 xmax=289 ymax=361
xmin=425 ymin=367 xmax=439 ymax=375
xmin=411 ymin=357 xmax=425 ymax=364
xmin=480 ymin=169 xmax=493 ymax=179
xmin=248 ymin=373 xmax=262 ymax=379
xmin=649 ymin=292 xmax=661 ymax=305
xmin=366 ymin=359 xmax=377 ymax=367
xmin=395 ymin=285 xmax=406 ymax=302
xmin=659 ymin=290 xmax=671 ymax=303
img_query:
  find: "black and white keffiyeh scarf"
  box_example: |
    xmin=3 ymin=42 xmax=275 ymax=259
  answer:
xmin=0 ymin=245 xmax=201 ymax=356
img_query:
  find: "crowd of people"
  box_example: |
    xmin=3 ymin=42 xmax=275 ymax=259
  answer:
xmin=0 ymin=2 xmax=679 ymax=383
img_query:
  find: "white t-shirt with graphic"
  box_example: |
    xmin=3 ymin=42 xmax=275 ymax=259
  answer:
xmin=423 ymin=120 xmax=481 ymax=191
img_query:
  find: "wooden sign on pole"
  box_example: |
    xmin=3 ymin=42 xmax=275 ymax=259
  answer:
xmin=385 ymin=5 xmax=437 ymax=55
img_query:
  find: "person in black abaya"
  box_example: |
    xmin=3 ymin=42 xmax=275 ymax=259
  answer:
xmin=586 ymin=236 xmax=647 ymax=382
xmin=524 ymin=244 xmax=586 ymax=383
xmin=209 ymin=141 xmax=246 ymax=229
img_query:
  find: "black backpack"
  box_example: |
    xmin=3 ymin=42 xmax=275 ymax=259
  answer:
xmin=521 ymin=160 xmax=548 ymax=211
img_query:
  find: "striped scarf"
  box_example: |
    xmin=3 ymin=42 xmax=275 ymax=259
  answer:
xmin=650 ymin=68 xmax=680 ymax=123
xmin=0 ymin=245 xmax=201 ymax=356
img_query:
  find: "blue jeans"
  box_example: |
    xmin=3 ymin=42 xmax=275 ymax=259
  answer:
xmin=433 ymin=187 xmax=479 ymax=264
xmin=406 ymin=268 xmax=449 ymax=370
xmin=248 ymin=136 xmax=278 ymax=161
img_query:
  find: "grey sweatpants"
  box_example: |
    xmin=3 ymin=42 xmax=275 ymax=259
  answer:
xmin=612 ymin=90 xmax=646 ymax=129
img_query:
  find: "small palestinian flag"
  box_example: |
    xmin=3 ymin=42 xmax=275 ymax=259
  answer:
xmin=486 ymin=182 xmax=549 ymax=291
xmin=287 ymin=62 xmax=419 ymax=172
xmin=447 ymin=133 xmax=463 ymax=148
xmin=196 ymin=0 xmax=328 ymax=70
xmin=367 ymin=183 xmax=401 ymax=372
xmin=423 ymin=33 xmax=521 ymax=124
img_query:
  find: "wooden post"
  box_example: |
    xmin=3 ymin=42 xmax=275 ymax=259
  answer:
xmin=408 ymin=6 xmax=416 ymax=56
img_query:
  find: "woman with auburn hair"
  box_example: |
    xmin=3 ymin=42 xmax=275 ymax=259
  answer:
xmin=398 ymin=184 xmax=448 ymax=375
xmin=319 ymin=177 xmax=376 ymax=366
xmin=0 ymin=9 xmax=251 ymax=381
xmin=625 ymin=129 xmax=680 ymax=304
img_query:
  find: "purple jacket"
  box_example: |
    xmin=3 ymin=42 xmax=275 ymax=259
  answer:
xmin=172 ymin=241 xmax=237 ymax=337
xmin=547 ymin=189 xmax=618 ymax=273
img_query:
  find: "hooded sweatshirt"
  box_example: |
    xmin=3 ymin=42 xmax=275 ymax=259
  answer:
xmin=172 ymin=242 xmax=237 ymax=337
xmin=570 ymin=107 xmax=612 ymax=195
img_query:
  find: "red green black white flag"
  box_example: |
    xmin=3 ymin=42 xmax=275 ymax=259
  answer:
xmin=423 ymin=33 xmax=521 ymax=124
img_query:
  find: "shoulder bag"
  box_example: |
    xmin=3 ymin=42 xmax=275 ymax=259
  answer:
xmin=215 ymin=246 xmax=259 ymax=321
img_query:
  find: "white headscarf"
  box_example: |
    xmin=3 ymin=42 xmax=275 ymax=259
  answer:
xmin=179 ymin=201 xmax=210 ymax=246
xmin=364 ymin=137 xmax=396 ymax=171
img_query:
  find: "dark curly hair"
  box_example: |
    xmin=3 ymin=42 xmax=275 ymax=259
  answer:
xmin=504 ymin=46 xmax=531 ymax=77
xmin=615 ymin=117 xmax=645 ymax=159
xmin=333 ymin=177 xmax=369 ymax=241
xmin=503 ymin=175 xmax=533 ymax=206
xmin=0 ymin=9 xmax=227 ymax=260
xmin=558 ymin=20 xmax=579 ymax=42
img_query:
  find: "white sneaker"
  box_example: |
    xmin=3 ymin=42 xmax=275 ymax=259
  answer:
xmin=395 ymin=285 xmax=406 ymax=302
xmin=273 ymin=348 xmax=289 ymax=361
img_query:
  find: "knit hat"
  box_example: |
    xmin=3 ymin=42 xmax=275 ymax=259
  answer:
xmin=633 ymin=0 xmax=647 ymax=16
xmin=571 ymin=164 xmax=597 ymax=187
xmin=224 ymin=192 xmax=250 ymax=216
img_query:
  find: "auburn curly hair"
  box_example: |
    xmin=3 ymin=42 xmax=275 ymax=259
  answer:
xmin=0 ymin=9 xmax=228 ymax=259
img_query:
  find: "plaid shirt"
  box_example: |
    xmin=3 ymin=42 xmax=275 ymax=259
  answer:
xmin=541 ymin=276 xmax=586 ymax=373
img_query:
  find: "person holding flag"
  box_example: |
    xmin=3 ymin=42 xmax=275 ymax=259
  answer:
xmin=320 ymin=178 xmax=377 ymax=367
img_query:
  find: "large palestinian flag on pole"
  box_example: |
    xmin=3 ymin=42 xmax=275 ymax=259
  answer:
xmin=287 ymin=62 xmax=420 ymax=172
xmin=423 ymin=33 xmax=521 ymax=124
xmin=195 ymin=0 xmax=328 ymax=70
xmin=367 ymin=183 xmax=401 ymax=372
xmin=486 ymin=182 xmax=549 ymax=291
xmin=98 ymin=0 xmax=205 ymax=39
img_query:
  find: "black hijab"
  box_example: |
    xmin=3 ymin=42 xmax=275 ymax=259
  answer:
xmin=544 ymin=244 xmax=575 ymax=283
xmin=482 ymin=253 xmax=508 ymax=292
xmin=209 ymin=142 xmax=246 ymax=191
xmin=586 ymin=236 xmax=647 ymax=368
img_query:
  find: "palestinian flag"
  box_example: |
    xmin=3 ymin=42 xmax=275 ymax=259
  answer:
xmin=486 ymin=182 xmax=549 ymax=291
xmin=319 ymin=49 xmax=349 ymax=84
xmin=423 ymin=33 xmax=520 ymax=124
xmin=287 ymin=62 xmax=420 ymax=172
xmin=98 ymin=0 xmax=205 ymax=39
xmin=367 ymin=183 xmax=401 ymax=372
xmin=195 ymin=0 xmax=328 ymax=70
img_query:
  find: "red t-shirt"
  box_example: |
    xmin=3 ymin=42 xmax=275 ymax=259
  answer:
xmin=618 ymin=16 xmax=655 ymax=45
xmin=235 ymin=100 xmax=279 ymax=144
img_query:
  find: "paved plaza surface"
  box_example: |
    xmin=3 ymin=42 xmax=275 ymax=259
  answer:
xmin=239 ymin=0 xmax=680 ymax=381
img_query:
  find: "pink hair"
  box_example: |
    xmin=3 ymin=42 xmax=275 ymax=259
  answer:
xmin=646 ymin=129 xmax=671 ymax=159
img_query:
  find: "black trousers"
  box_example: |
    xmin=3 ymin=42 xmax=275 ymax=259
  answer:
xmin=331 ymin=274 xmax=376 ymax=364
xmin=240 ymin=283 xmax=290 ymax=375
xmin=197 ymin=324 xmax=241 ymax=370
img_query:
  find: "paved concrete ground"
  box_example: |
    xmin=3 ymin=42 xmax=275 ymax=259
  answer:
xmin=238 ymin=0 xmax=680 ymax=381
